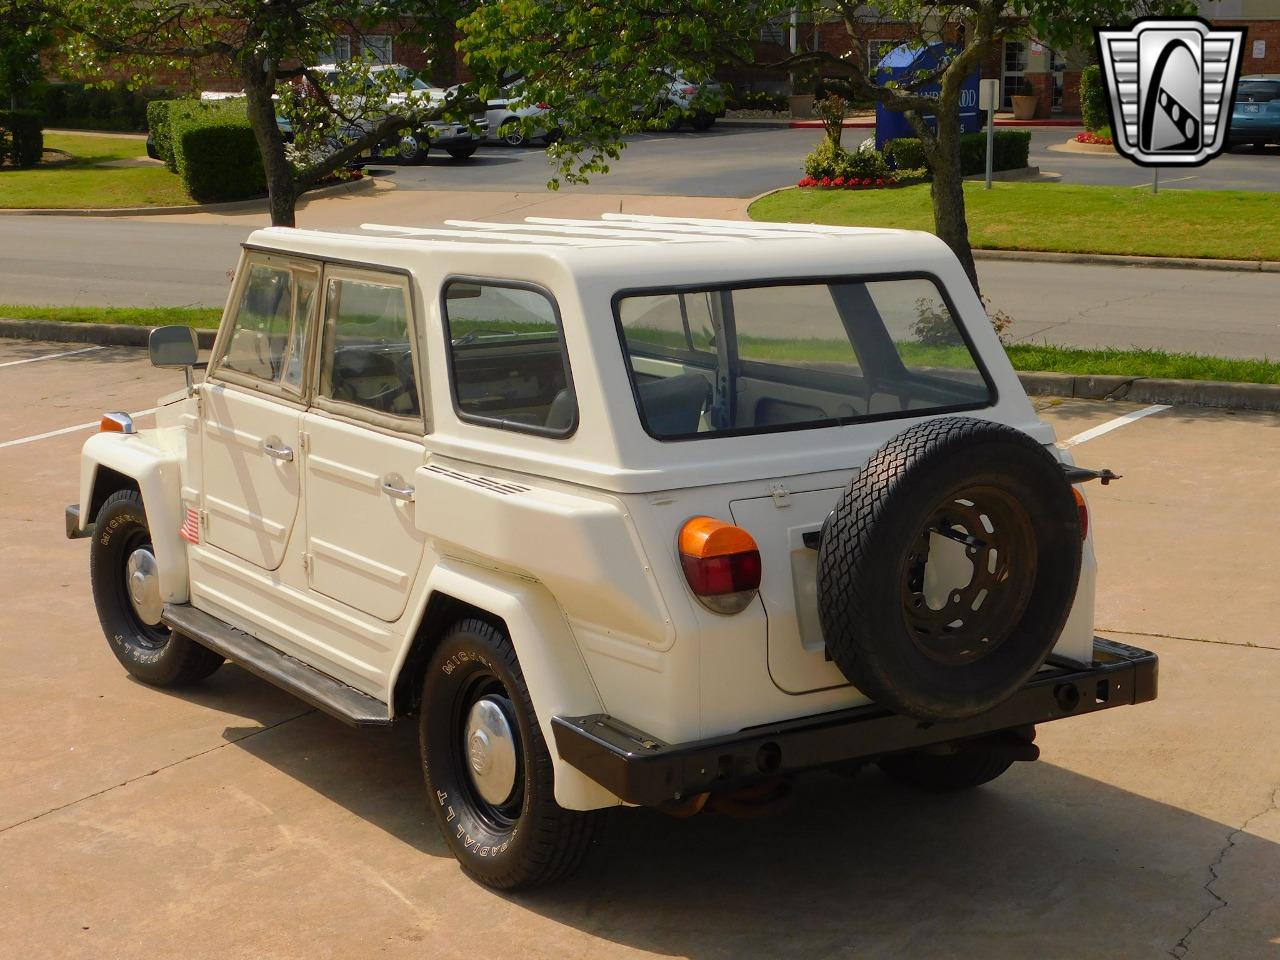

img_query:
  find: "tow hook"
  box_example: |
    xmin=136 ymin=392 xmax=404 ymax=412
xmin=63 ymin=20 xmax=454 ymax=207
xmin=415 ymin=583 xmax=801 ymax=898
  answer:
xmin=1061 ymin=464 xmax=1121 ymax=485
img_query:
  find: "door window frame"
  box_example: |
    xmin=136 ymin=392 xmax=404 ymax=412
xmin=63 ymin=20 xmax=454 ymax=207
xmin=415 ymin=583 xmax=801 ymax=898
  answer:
xmin=310 ymin=264 xmax=428 ymax=438
xmin=208 ymin=251 xmax=322 ymax=406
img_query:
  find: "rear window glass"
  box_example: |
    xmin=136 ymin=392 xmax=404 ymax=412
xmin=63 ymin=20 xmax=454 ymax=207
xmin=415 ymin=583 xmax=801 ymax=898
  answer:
xmin=614 ymin=277 xmax=991 ymax=440
xmin=442 ymin=280 xmax=576 ymax=436
xmin=1238 ymin=81 xmax=1279 ymax=103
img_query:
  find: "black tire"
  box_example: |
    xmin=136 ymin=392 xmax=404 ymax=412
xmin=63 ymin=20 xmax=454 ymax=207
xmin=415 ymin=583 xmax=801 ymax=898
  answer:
xmin=420 ymin=618 xmax=599 ymax=889
xmin=446 ymin=144 xmax=478 ymax=161
xmin=817 ymin=417 xmax=1081 ymax=722
xmin=499 ymin=119 xmax=527 ymax=147
xmin=90 ymin=490 xmax=224 ymax=687
xmin=878 ymin=726 xmax=1036 ymax=792
xmin=690 ymin=111 xmax=715 ymax=131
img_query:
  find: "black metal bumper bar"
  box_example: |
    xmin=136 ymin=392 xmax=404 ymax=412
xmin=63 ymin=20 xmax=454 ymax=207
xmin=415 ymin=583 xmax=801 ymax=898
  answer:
xmin=552 ymin=637 xmax=1157 ymax=806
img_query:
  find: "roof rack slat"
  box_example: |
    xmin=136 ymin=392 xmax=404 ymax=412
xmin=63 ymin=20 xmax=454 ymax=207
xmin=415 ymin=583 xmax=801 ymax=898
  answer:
xmin=600 ymin=213 xmax=885 ymax=237
xmin=358 ymin=223 xmax=636 ymax=246
xmin=442 ymin=219 xmax=727 ymax=243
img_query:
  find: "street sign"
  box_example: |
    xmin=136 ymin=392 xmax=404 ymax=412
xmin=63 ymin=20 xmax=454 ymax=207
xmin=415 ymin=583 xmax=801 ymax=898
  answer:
xmin=978 ymin=78 xmax=1000 ymax=111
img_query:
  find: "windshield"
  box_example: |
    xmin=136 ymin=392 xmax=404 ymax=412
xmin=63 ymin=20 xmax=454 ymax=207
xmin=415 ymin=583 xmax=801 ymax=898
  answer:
xmin=614 ymin=277 xmax=992 ymax=440
xmin=1237 ymin=81 xmax=1279 ymax=103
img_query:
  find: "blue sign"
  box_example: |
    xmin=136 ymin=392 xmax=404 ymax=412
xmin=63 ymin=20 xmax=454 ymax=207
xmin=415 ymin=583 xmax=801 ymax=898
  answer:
xmin=874 ymin=43 xmax=981 ymax=154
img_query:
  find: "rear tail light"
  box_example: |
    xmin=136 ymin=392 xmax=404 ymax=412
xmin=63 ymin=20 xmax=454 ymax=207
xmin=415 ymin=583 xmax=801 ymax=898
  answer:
xmin=1072 ymin=487 xmax=1088 ymax=540
xmin=678 ymin=516 xmax=761 ymax=614
xmin=536 ymin=102 xmax=550 ymax=110
xmin=681 ymin=85 xmax=698 ymax=96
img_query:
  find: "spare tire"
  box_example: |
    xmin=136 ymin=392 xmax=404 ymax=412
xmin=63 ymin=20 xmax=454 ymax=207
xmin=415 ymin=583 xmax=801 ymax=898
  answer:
xmin=817 ymin=417 xmax=1081 ymax=722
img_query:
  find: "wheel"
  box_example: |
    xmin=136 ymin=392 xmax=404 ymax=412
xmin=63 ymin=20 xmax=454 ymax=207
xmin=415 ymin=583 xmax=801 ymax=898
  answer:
xmin=690 ymin=111 xmax=715 ymax=131
xmin=398 ymin=135 xmax=428 ymax=164
xmin=877 ymin=727 xmax=1037 ymax=792
xmin=817 ymin=417 xmax=1082 ymax=722
xmin=499 ymin=119 xmax=527 ymax=147
xmin=89 ymin=490 xmax=224 ymax=687
xmin=446 ymin=144 xmax=478 ymax=161
xmin=419 ymin=618 xmax=599 ymax=889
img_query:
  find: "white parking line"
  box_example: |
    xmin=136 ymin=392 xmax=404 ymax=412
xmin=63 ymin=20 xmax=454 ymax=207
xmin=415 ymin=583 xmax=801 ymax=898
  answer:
xmin=0 ymin=408 xmax=158 ymax=450
xmin=1059 ymin=404 xmax=1171 ymax=448
xmin=0 ymin=346 xmax=104 ymax=368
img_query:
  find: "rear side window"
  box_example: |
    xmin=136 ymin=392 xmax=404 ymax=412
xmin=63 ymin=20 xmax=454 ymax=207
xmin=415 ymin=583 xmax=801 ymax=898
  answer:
xmin=318 ymin=275 xmax=421 ymax=421
xmin=442 ymin=280 xmax=575 ymax=436
xmin=614 ymin=276 xmax=992 ymax=440
xmin=219 ymin=261 xmax=317 ymax=391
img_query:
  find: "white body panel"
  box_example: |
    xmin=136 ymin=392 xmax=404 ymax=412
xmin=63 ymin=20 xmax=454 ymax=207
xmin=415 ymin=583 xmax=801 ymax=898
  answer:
xmin=76 ymin=216 xmax=1103 ymax=811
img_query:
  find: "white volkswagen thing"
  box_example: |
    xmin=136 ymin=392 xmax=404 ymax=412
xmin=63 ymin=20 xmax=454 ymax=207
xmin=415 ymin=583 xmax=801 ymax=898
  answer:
xmin=68 ymin=216 xmax=1157 ymax=889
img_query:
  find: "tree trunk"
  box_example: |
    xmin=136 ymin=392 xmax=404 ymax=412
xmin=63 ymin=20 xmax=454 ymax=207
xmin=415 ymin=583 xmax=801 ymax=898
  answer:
xmin=928 ymin=106 xmax=980 ymax=295
xmin=243 ymin=60 xmax=297 ymax=228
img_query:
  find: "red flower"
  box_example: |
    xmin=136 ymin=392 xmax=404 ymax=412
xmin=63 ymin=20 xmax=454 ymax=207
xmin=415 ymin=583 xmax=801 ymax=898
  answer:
xmin=820 ymin=176 xmax=832 ymax=186
xmin=833 ymin=176 xmax=845 ymax=186
xmin=874 ymin=178 xmax=884 ymax=186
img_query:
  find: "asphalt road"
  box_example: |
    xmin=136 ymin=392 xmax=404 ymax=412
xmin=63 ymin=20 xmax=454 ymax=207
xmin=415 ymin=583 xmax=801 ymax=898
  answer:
xmin=373 ymin=125 xmax=1280 ymax=195
xmin=3 ymin=340 xmax=1278 ymax=959
xmin=3 ymin=211 xmax=1278 ymax=357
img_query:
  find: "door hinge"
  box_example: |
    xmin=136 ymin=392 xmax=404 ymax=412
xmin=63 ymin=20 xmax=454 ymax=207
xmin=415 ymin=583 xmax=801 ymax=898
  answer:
xmin=199 ymin=509 xmax=209 ymax=532
xmin=302 ymin=552 xmax=312 ymax=573
xmin=299 ymin=431 xmax=310 ymax=454
xmin=768 ymin=482 xmax=791 ymax=508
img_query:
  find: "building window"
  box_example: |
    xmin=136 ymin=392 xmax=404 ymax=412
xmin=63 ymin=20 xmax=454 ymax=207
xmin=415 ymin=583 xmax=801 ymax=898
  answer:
xmin=1001 ymin=40 xmax=1030 ymax=108
xmin=362 ymin=35 xmax=392 ymax=64
xmin=867 ymin=39 xmax=900 ymax=77
xmin=760 ymin=19 xmax=786 ymax=45
xmin=327 ymin=35 xmax=352 ymax=63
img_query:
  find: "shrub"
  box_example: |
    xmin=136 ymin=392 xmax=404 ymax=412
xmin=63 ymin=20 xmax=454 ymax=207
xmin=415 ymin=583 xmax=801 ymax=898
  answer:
xmin=39 ymin=83 xmax=172 ymax=133
xmin=0 ymin=110 xmax=44 ymax=168
xmin=1080 ymin=64 xmax=1108 ymax=133
xmin=728 ymin=88 xmax=788 ymax=112
xmin=147 ymin=99 xmax=178 ymax=171
xmin=886 ymin=129 xmax=1031 ymax=175
xmin=803 ymin=138 xmax=891 ymax=180
xmin=171 ymin=103 xmax=265 ymax=203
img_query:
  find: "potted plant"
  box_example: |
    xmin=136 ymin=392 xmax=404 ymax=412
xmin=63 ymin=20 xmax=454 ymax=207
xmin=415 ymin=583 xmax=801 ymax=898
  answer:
xmin=789 ymin=66 xmax=817 ymax=119
xmin=1012 ymin=93 xmax=1039 ymax=120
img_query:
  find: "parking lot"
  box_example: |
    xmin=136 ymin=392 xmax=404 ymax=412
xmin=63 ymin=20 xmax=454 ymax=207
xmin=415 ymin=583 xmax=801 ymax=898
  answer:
xmin=1 ymin=338 xmax=1278 ymax=959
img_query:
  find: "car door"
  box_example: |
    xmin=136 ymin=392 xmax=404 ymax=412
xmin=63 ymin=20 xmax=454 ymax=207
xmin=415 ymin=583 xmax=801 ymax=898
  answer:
xmin=301 ymin=267 xmax=429 ymax=622
xmin=201 ymin=254 xmax=318 ymax=570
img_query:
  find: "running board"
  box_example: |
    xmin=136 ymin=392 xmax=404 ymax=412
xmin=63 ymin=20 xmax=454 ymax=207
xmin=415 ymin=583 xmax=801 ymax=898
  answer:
xmin=162 ymin=603 xmax=392 ymax=727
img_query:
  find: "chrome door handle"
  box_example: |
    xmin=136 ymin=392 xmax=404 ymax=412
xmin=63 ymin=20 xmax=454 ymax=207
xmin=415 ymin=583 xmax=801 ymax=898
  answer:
xmin=263 ymin=441 xmax=294 ymax=462
xmin=382 ymin=481 xmax=415 ymax=502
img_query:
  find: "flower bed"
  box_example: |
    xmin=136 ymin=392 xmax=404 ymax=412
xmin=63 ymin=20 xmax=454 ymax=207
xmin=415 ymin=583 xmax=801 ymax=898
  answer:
xmin=1075 ymin=131 xmax=1113 ymax=145
xmin=797 ymin=171 xmax=926 ymax=190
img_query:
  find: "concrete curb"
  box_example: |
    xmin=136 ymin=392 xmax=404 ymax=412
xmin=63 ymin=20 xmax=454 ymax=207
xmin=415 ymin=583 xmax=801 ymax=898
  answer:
xmin=1017 ymin=371 xmax=1280 ymax=412
xmin=0 ymin=174 xmax=376 ymax=217
xmin=973 ymin=248 xmax=1280 ymax=272
xmin=0 ymin=318 xmax=217 ymax=349
xmin=5 ymin=317 xmax=1280 ymax=413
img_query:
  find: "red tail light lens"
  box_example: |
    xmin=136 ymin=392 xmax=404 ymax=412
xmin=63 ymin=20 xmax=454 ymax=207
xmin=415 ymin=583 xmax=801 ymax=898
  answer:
xmin=681 ymin=85 xmax=698 ymax=96
xmin=536 ymin=102 xmax=550 ymax=110
xmin=678 ymin=517 xmax=761 ymax=614
xmin=1072 ymin=487 xmax=1088 ymax=540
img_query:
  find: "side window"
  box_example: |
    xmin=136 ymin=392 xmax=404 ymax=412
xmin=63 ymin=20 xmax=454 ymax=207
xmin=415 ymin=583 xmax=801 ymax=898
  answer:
xmin=219 ymin=261 xmax=317 ymax=392
xmin=442 ymin=280 xmax=575 ymax=436
xmin=318 ymin=275 xmax=421 ymax=422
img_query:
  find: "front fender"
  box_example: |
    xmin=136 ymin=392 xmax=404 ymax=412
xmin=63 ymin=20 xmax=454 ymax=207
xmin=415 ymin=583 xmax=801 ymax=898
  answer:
xmin=395 ymin=559 xmax=621 ymax=811
xmin=79 ymin=429 xmax=189 ymax=604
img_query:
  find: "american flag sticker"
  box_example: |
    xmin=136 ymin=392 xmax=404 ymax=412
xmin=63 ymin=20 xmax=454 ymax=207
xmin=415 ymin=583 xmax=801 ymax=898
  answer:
xmin=179 ymin=506 xmax=200 ymax=545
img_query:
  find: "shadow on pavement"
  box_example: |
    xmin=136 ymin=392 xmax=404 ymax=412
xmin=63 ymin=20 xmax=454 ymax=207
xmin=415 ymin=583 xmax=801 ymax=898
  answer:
xmin=206 ymin=663 xmax=1278 ymax=958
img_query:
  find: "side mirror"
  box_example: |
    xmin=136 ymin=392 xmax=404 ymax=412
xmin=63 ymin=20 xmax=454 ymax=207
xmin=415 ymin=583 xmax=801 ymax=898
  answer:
xmin=149 ymin=325 xmax=198 ymax=368
xmin=149 ymin=325 xmax=199 ymax=395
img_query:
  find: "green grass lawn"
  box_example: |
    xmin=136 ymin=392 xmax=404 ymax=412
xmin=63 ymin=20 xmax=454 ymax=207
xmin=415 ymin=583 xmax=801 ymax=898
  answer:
xmin=0 ymin=134 xmax=193 ymax=209
xmin=750 ymin=182 xmax=1280 ymax=262
xmin=0 ymin=304 xmax=221 ymax=327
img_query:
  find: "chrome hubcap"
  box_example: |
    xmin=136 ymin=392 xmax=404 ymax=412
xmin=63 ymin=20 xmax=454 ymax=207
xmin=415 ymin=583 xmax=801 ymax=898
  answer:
xmin=125 ymin=547 xmax=162 ymax=626
xmin=463 ymin=697 xmax=518 ymax=806
xmin=399 ymin=135 xmax=420 ymax=158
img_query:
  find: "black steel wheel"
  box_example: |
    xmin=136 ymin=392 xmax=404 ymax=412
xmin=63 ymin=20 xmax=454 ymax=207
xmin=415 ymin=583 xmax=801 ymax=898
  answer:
xmin=420 ymin=619 xmax=599 ymax=889
xmin=818 ymin=417 xmax=1082 ymax=722
xmin=89 ymin=490 xmax=223 ymax=686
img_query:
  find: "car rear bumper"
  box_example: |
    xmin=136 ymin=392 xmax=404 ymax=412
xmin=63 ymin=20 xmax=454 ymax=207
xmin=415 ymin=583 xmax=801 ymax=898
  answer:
xmin=551 ymin=637 xmax=1157 ymax=806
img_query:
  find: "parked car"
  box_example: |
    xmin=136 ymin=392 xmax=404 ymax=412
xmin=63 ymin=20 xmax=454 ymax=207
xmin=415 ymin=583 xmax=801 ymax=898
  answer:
xmin=1229 ymin=75 xmax=1280 ymax=149
xmin=68 ymin=215 xmax=1157 ymax=890
xmin=651 ymin=68 xmax=726 ymax=130
xmin=484 ymin=83 xmax=559 ymax=146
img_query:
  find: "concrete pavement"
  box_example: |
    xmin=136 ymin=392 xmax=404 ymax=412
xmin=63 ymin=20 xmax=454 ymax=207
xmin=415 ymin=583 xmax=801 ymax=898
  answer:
xmin=0 ymin=341 xmax=1278 ymax=958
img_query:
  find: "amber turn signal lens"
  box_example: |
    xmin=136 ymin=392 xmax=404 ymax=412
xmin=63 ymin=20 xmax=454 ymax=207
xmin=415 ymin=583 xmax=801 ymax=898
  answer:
xmin=99 ymin=415 xmax=125 ymax=433
xmin=1072 ymin=487 xmax=1088 ymax=540
xmin=678 ymin=517 xmax=762 ymax=614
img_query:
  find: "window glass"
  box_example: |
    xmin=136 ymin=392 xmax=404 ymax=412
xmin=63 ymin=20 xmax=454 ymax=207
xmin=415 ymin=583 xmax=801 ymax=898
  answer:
xmin=362 ymin=35 xmax=392 ymax=64
xmin=615 ymin=278 xmax=990 ymax=440
xmin=221 ymin=262 xmax=315 ymax=390
xmin=318 ymin=277 xmax=420 ymax=420
xmin=443 ymin=281 xmax=574 ymax=435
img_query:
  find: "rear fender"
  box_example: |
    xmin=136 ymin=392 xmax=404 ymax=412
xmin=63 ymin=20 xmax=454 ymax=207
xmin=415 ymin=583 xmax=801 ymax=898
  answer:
xmin=79 ymin=430 xmax=189 ymax=604
xmin=393 ymin=559 xmax=621 ymax=811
